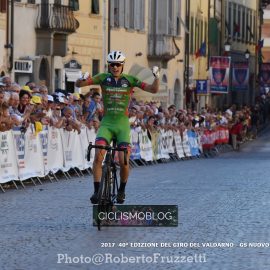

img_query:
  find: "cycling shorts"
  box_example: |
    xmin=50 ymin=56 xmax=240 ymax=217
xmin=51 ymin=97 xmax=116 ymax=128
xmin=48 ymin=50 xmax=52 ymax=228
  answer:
xmin=96 ymin=115 xmax=130 ymax=145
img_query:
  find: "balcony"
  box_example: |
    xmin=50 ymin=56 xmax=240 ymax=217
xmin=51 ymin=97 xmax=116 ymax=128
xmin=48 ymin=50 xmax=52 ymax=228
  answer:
xmin=36 ymin=3 xmax=79 ymax=33
xmin=148 ymin=34 xmax=180 ymax=63
xmin=35 ymin=3 xmax=79 ymax=57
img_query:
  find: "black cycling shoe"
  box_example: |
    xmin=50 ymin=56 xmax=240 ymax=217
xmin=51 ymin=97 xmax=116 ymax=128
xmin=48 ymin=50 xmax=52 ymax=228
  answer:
xmin=90 ymin=192 xmax=98 ymax=204
xmin=116 ymin=190 xmax=125 ymax=204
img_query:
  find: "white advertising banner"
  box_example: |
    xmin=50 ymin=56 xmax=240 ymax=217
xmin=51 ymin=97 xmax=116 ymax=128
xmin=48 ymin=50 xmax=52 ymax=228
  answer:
xmin=61 ymin=129 xmax=76 ymax=172
xmin=15 ymin=125 xmax=44 ymax=180
xmin=0 ymin=131 xmax=19 ymax=183
xmin=182 ymin=130 xmax=192 ymax=157
xmin=158 ymin=129 xmax=170 ymax=159
xmin=139 ymin=130 xmax=153 ymax=161
xmin=173 ymin=131 xmax=185 ymax=158
xmin=39 ymin=126 xmax=49 ymax=174
xmin=167 ymin=130 xmax=175 ymax=154
xmin=47 ymin=126 xmax=64 ymax=173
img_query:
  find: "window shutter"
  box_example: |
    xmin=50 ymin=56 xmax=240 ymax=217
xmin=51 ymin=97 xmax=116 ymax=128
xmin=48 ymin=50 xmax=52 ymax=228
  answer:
xmin=157 ymin=0 xmax=168 ymax=34
xmin=118 ymin=0 xmax=125 ymax=27
xmin=148 ymin=0 xmax=153 ymax=34
xmin=140 ymin=0 xmax=145 ymax=30
xmin=0 ymin=0 xmax=7 ymax=13
xmin=134 ymin=0 xmax=140 ymax=30
xmin=110 ymin=0 xmax=114 ymax=27
xmin=124 ymin=0 xmax=130 ymax=28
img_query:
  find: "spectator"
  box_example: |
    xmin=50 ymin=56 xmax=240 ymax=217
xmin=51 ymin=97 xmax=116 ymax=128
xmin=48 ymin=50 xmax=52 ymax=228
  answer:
xmin=85 ymin=92 xmax=102 ymax=122
xmin=18 ymin=90 xmax=31 ymax=114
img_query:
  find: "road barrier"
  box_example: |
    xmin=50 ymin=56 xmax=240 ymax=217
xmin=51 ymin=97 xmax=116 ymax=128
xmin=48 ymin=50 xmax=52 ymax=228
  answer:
xmin=0 ymin=125 xmax=230 ymax=189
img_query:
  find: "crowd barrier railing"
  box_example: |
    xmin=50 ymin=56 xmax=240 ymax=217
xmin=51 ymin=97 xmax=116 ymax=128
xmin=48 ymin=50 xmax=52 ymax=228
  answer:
xmin=0 ymin=125 xmax=231 ymax=187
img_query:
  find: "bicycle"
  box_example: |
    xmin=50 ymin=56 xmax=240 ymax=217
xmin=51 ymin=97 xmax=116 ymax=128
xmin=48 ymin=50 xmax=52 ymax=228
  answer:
xmin=87 ymin=141 xmax=128 ymax=230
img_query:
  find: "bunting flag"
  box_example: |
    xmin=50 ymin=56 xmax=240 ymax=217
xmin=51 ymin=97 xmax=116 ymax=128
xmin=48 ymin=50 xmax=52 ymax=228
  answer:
xmin=233 ymin=22 xmax=240 ymax=36
xmin=225 ymin=21 xmax=230 ymax=33
xmin=195 ymin=41 xmax=206 ymax=58
xmin=256 ymin=39 xmax=264 ymax=52
xmin=247 ymin=25 xmax=254 ymax=39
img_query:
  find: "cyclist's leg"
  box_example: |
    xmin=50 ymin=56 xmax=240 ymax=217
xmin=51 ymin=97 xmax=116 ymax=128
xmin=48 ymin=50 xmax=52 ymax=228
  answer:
xmin=118 ymin=142 xmax=131 ymax=183
xmin=90 ymin=124 xmax=113 ymax=203
xmin=115 ymin=118 xmax=131 ymax=203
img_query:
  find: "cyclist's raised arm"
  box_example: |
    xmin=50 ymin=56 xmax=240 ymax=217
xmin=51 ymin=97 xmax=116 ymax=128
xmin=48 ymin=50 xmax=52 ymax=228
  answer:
xmin=76 ymin=73 xmax=106 ymax=88
xmin=75 ymin=72 xmax=92 ymax=88
xmin=142 ymin=77 xmax=159 ymax=94
xmin=141 ymin=66 xmax=160 ymax=94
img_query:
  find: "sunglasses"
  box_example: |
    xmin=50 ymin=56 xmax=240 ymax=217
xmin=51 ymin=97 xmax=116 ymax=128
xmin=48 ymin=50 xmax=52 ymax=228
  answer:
xmin=109 ymin=63 xmax=123 ymax=68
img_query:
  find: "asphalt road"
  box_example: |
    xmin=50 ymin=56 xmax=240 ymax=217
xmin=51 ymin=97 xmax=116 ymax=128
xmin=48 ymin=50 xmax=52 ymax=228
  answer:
xmin=1 ymin=129 xmax=270 ymax=270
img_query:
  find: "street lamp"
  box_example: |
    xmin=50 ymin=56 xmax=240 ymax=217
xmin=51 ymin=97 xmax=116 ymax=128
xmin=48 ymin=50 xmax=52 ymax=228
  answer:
xmin=244 ymin=49 xmax=250 ymax=60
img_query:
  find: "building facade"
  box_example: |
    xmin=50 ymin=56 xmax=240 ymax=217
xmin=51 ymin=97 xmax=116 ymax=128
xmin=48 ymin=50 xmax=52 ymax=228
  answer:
xmin=0 ymin=0 xmax=6 ymax=75
xmin=109 ymin=0 xmax=185 ymax=108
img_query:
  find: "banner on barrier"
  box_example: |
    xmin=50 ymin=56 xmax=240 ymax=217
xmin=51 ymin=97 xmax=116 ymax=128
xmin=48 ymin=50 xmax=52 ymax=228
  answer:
xmin=39 ymin=126 xmax=49 ymax=174
xmin=0 ymin=131 xmax=19 ymax=183
xmin=187 ymin=130 xmax=200 ymax=156
xmin=47 ymin=126 xmax=64 ymax=173
xmin=0 ymin=125 xmax=231 ymax=183
xmin=182 ymin=130 xmax=192 ymax=157
xmin=15 ymin=126 xmax=45 ymax=180
xmin=130 ymin=128 xmax=141 ymax=160
xmin=139 ymin=130 xmax=153 ymax=161
xmin=173 ymin=131 xmax=185 ymax=158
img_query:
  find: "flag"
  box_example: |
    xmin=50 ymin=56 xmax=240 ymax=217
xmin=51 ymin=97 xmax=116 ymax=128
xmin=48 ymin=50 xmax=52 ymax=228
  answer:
xmin=256 ymin=39 xmax=264 ymax=53
xmin=195 ymin=41 xmax=206 ymax=58
xmin=225 ymin=21 xmax=230 ymax=33
xmin=233 ymin=22 xmax=240 ymax=36
xmin=247 ymin=25 xmax=254 ymax=39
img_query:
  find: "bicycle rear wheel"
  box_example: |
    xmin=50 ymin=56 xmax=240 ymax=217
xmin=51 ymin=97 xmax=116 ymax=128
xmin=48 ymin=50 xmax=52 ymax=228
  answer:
xmin=96 ymin=165 xmax=112 ymax=230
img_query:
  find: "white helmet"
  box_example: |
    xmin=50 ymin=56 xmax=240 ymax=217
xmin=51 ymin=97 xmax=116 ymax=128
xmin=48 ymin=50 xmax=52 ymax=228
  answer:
xmin=107 ymin=51 xmax=126 ymax=63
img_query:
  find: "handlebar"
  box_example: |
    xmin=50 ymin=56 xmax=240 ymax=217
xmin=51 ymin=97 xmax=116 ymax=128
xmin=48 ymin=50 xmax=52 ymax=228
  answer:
xmin=87 ymin=142 xmax=128 ymax=165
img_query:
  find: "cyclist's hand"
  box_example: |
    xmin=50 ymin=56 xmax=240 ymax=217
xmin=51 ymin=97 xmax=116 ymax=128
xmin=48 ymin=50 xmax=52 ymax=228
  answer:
xmin=152 ymin=66 xmax=160 ymax=79
xmin=81 ymin=72 xmax=90 ymax=81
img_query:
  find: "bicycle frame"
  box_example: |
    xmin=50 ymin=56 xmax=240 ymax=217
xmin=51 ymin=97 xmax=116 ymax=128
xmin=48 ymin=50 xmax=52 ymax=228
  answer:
xmin=87 ymin=142 xmax=128 ymax=230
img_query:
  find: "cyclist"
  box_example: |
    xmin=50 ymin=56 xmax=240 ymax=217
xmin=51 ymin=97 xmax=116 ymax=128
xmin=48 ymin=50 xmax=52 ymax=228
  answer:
xmin=76 ymin=50 xmax=160 ymax=204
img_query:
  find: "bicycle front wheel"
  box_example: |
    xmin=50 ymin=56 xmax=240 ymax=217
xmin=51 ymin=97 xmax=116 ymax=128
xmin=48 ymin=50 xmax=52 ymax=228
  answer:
xmin=96 ymin=165 xmax=112 ymax=230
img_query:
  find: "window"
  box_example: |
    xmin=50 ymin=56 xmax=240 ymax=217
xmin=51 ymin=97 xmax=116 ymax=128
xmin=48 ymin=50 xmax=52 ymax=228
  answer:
xmin=168 ymin=0 xmax=173 ymax=35
xmin=112 ymin=0 xmax=144 ymax=30
xmin=92 ymin=59 xmax=100 ymax=76
xmin=113 ymin=0 xmax=120 ymax=27
xmin=27 ymin=0 xmax=35 ymax=4
xmin=129 ymin=0 xmax=135 ymax=29
xmin=249 ymin=9 xmax=253 ymax=43
xmin=91 ymin=0 xmax=99 ymax=14
xmin=190 ymin=16 xmax=194 ymax=54
xmin=242 ymin=6 xmax=246 ymax=42
xmin=111 ymin=0 xmax=125 ymax=28
xmin=69 ymin=0 xmax=79 ymax=11
xmin=252 ymin=10 xmax=256 ymax=43
xmin=0 ymin=0 xmax=7 ymax=13
xmin=227 ymin=2 xmax=232 ymax=37
xmin=246 ymin=9 xmax=250 ymax=42
xmin=233 ymin=3 xmax=237 ymax=40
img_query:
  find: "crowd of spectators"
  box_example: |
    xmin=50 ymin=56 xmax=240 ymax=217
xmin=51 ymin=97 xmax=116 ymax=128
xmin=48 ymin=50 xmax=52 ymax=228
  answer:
xmin=1 ymin=75 xmax=270 ymax=150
